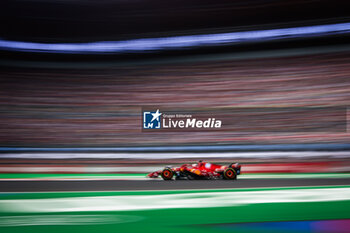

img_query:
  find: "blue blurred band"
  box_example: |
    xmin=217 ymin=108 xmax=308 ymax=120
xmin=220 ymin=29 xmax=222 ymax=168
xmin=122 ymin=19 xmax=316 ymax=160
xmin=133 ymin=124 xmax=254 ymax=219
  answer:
xmin=1 ymin=22 xmax=350 ymax=54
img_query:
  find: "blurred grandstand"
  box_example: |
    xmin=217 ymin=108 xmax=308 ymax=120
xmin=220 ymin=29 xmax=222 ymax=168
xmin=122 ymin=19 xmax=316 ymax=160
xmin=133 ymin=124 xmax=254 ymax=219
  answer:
xmin=0 ymin=52 xmax=349 ymax=147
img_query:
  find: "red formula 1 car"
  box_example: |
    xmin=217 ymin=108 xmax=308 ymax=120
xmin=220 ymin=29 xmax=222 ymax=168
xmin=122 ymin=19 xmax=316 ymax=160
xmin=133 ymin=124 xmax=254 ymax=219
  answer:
xmin=147 ymin=161 xmax=241 ymax=180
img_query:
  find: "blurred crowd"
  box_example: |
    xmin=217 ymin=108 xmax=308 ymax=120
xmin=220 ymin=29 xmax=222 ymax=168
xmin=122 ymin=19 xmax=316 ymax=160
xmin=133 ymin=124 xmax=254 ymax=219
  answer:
xmin=0 ymin=52 xmax=349 ymax=147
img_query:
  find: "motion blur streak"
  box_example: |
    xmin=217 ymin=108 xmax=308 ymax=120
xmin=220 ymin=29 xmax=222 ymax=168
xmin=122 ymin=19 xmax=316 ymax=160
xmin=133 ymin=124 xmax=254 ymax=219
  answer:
xmin=1 ymin=22 xmax=350 ymax=54
xmin=1 ymin=151 xmax=349 ymax=159
xmin=0 ymin=215 xmax=135 ymax=226
xmin=1 ymin=144 xmax=350 ymax=152
xmin=1 ymin=187 xmax=350 ymax=212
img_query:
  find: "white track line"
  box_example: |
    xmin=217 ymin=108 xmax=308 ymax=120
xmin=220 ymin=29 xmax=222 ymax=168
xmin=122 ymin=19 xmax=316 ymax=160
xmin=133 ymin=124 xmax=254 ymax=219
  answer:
xmin=2 ymin=187 xmax=350 ymax=213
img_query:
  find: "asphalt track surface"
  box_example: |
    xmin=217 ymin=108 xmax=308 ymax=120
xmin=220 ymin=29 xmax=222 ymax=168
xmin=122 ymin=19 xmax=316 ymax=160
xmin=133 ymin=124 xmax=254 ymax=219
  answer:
xmin=1 ymin=178 xmax=350 ymax=192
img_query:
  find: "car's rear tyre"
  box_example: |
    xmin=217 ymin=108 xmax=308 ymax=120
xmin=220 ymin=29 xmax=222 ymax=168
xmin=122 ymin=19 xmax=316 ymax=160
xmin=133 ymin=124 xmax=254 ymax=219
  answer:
xmin=223 ymin=168 xmax=237 ymax=180
xmin=161 ymin=168 xmax=174 ymax=180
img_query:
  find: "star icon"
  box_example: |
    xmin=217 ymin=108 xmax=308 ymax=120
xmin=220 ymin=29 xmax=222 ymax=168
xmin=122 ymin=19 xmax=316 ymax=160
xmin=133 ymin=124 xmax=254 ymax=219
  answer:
xmin=151 ymin=109 xmax=162 ymax=122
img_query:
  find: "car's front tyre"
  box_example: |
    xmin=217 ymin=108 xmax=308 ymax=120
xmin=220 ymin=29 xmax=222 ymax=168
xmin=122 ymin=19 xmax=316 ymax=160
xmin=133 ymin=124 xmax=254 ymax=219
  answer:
xmin=161 ymin=168 xmax=174 ymax=180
